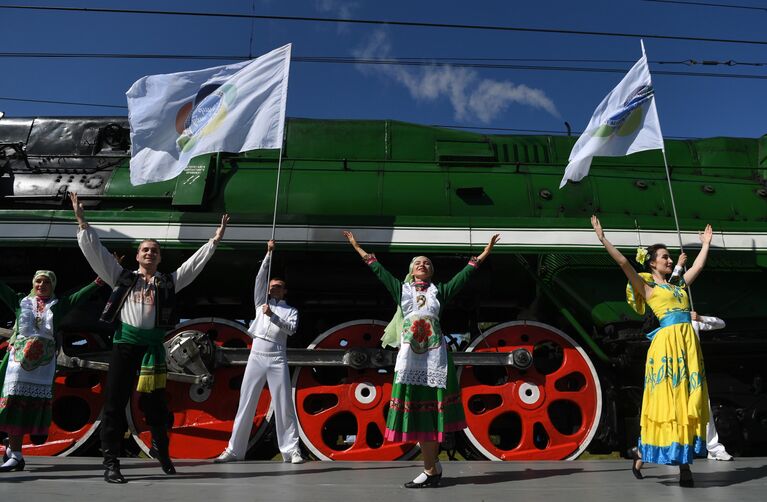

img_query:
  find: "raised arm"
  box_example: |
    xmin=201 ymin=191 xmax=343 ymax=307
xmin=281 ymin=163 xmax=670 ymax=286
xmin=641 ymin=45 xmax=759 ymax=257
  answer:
xmin=343 ymin=231 xmax=370 ymax=260
xmin=71 ymin=192 xmax=123 ymax=287
xmin=592 ymin=215 xmax=652 ymax=300
xmin=683 ymin=224 xmax=712 ymax=286
xmin=343 ymin=230 xmax=401 ymax=302
xmin=60 ymin=280 xmax=102 ymax=311
xmin=440 ymin=234 xmax=500 ymax=301
xmin=253 ymin=240 xmax=273 ymax=310
xmin=173 ymin=214 xmax=229 ymax=292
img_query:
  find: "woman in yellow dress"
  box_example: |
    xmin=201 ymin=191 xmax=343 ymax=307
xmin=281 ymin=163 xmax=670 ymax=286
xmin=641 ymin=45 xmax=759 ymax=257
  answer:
xmin=591 ymin=215 xmax=712 ymax=487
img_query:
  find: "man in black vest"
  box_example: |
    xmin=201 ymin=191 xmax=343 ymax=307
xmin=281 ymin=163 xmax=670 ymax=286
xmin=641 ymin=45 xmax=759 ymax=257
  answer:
xmin=70 ymin=192 xmax=229 ymax=483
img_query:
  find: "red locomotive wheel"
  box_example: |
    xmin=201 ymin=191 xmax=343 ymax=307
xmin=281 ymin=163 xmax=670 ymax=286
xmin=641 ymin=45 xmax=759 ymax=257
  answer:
xmin=292 ymin=320 xmax=419 ymax=461
xmin=459 ymin=321 xmax=602 ymax=461
xmin=1 ymin=331 xmax=107 ymax=457
xmin=128 ymin=319 xmax=271 ymax=459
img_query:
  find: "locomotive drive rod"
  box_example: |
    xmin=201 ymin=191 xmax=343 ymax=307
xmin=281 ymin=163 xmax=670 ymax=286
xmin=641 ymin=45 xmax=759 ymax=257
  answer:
xmin=51 ymin=346 xmax=533 ymax=386
xmin=217 ymin=347 xmax=534 ymax=370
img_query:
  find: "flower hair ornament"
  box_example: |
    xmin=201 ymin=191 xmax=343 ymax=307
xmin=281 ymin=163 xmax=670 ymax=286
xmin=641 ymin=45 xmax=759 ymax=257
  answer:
xmin=635 ymin=247 xmax=649 ymax=266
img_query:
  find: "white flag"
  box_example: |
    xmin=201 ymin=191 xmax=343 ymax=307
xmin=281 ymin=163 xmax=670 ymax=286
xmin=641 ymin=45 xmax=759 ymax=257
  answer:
xmin=127 ymin=44 xmax=291 ymax=186
xmin=560 ymin=46 xmax=663 ymax=188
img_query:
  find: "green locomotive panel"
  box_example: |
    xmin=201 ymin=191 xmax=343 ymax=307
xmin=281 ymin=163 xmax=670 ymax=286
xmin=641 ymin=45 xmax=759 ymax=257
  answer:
xmin=1 ymin=117 xmax=766 ymax=254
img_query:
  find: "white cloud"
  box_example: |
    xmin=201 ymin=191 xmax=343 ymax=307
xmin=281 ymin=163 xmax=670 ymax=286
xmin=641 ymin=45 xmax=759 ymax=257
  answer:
xmin=353 ymin=30 xmax=560 ymax=123
xmin=315 ymin=0 xmax=358 ymax=20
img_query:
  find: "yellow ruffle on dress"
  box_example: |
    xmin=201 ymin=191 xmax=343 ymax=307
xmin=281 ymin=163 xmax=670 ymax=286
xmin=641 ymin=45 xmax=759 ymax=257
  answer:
xmin=627 ymin=273 xmax=709 ymax=464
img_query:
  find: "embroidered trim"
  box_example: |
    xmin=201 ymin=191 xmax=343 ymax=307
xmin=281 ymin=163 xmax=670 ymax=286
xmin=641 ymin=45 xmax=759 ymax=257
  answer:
xmin=384 ymin=424 xmax=467 ymax=443
xmin=2 ymin=381 xmax=53 ymax=399
xmin=468 ymin=257 xmax=479 ymax=268
xmin=363 ymin=253 xmax=377 ymax=265
xmin=388 ymin=393 xmax=462 ymax=413
xmin=395 ymin=367 xmax=449 ymax=388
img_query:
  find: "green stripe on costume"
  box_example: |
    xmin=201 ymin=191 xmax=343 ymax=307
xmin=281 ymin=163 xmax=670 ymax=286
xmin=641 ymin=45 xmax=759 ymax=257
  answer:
xmin=115 ymin=323 xmax=168 ymax=393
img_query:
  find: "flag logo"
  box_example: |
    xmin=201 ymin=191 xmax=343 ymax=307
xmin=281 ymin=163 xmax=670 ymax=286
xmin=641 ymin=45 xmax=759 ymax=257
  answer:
xmin=176 ymin=84 xmax=238 ymax=152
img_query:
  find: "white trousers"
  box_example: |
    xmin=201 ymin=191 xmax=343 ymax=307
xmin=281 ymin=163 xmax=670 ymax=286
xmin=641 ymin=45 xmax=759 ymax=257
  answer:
xmin=706 ymin=399 xmax=727 ymax=454
xmin=226 ymin=350 xmax=301 ymax=459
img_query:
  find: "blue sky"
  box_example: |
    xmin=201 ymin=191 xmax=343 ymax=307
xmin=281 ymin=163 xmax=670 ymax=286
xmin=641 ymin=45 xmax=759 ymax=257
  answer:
xmin=1 ymin=0 xmax=765 ymax=139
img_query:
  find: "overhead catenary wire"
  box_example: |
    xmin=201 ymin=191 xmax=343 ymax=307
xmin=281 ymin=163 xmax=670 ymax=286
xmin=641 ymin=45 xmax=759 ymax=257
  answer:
xmin=0 ymin=96 xmax=128 ymax=109
xmin=2 ymin=52 xmax=766 ymax=80
xmin=2 ymin=4 xmax=767 ymax=46
xmin=642 ymin=0 xmax=767 ymax=11
xmin=2 ymin=52 xmax=767 ymax=67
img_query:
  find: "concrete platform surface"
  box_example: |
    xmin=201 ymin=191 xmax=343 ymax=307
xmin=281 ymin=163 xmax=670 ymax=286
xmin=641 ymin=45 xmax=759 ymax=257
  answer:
xmin=1 ymin=457 xmax=767 ymax=501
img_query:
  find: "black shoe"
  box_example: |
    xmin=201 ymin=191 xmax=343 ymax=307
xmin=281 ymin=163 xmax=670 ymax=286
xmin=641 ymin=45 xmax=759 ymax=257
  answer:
xmin=2 ymin=438 xmax=9 ymax=463
xmin=104 ymin=466 xmax=127 ymax=483
xmin=0 ymin=457 xmax=25 ymax=472
xmin=103 ymin=448 xmax=127 ymax=484
xmin=404 ymin=471 xmax=442 ymax=488
xmin=149 ymin=446 xmax=176 ymax=475
xmin=627 ymin=447 xmax=643 ymax=480
xmin=150 ymin=428 xmax=176 ymax=475
xmin=679 ymin=469 xmax=694 ymax=488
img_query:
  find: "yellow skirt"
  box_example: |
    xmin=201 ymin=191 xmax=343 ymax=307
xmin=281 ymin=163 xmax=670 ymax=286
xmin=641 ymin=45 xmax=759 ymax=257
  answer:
xmin=639 ymin=321 xmax=708 ymax=464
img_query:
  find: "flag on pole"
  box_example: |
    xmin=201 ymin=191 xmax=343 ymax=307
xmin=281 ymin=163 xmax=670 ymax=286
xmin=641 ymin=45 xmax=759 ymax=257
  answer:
xmin=127 ymin=44 xmax=291 ymax=186
xmin=559 ymin=43 xmax=663 ymax=188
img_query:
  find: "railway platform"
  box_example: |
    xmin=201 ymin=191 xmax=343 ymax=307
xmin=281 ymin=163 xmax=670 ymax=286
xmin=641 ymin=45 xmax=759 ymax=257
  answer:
xmin=1 ymin=457 xmax=766 ymax=501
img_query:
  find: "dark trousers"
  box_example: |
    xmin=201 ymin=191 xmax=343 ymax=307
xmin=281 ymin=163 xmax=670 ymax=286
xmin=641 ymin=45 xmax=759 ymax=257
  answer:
xmin=99 ymin=343 xmax=169 ymax=453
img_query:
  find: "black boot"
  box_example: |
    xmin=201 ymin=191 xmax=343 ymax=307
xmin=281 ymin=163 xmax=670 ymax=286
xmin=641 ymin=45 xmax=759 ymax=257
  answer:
xmin=103 ymin=449 xmax=126 ymax=484
xmin=149 ymin=427 xmax=176 ymax=475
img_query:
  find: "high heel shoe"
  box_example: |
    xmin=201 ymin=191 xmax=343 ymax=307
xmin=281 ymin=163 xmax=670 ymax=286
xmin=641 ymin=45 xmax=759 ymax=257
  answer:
xmin=0 ymin=457 xmax=25 ymax=473
xmin=404 ymin=471 xmax=442 ymax=488
xmin=628 ymin=447 xmax=643 ymax=480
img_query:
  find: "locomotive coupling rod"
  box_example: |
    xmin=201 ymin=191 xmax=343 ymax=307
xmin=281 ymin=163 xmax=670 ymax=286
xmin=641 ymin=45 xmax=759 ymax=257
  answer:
xmin=453 ymin=349 xmax=533 ymax=369
xmin=215 ymin=347 xmax=533 ymax=370
xmin=215 ymin=347 xmax=398 ymax=369
xmin=55 ymin=352 xmax=213 ymax=385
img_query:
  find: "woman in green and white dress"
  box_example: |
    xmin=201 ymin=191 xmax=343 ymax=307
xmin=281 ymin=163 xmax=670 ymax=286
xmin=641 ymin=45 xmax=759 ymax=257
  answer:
xmin=0 ymin=270 xmax=101 ymax=472
xmin=344 ymin=231 xmax=499 ymax=488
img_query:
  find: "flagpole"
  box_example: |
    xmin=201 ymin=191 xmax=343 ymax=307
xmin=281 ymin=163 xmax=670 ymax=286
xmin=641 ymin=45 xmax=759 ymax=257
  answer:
xmin=265 ymin=133 xmax=287 ymax=300
xmin=643 ymin=39 xmax=694 ymax=307
xmin=264 ymin=44 xmax=291 ymax=302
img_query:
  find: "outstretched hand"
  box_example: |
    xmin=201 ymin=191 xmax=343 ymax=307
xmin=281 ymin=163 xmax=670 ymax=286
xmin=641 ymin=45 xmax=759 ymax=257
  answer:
xmin=69 ymin=192 xmax=87 ymax=227
xmin=213 ymin=214 xmax=230 ymax=243
xmin=699 ymin=224 xmax=713 ymax=245
xmin=591 ymin=215 xmax=605 ymax=242
xmin=485 ymin=233 xmax=501 ymax=252
xmin=342 ymin=230 xmax=359 ymax=248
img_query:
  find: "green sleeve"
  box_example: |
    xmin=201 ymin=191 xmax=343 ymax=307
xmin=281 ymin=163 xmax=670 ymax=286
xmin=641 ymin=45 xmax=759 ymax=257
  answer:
xmin=368 ymin=260 xmax=403 ymax=304
xmin=0 ymin=280 xmax=21 ymax=313
xmin=60 ymin=281 xmax=100 ymax=311
xmin=438 ymin=264 xmax=477 ymax=303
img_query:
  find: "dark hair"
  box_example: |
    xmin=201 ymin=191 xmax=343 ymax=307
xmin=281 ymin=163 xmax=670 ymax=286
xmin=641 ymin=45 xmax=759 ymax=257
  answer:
xmin=644 ymin=243 xmax=668 ymax=270
xmin=137 ymin=239 xmax=162 ymax=254
xmin=270 ymin=277 xmax=287 ymax=287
